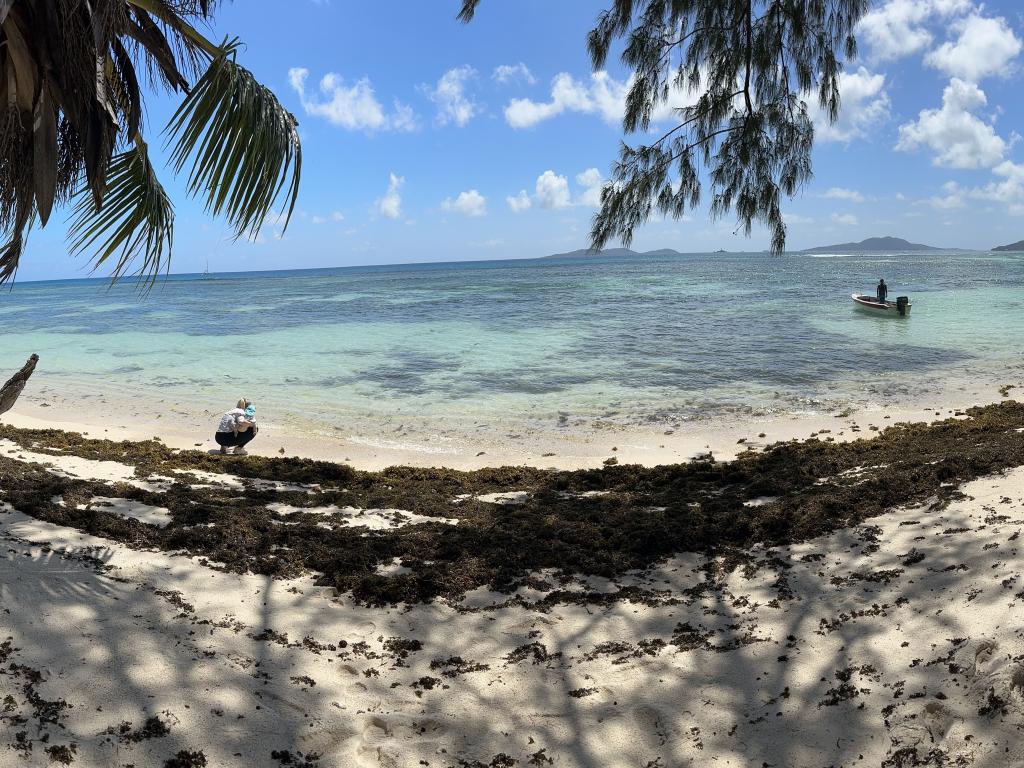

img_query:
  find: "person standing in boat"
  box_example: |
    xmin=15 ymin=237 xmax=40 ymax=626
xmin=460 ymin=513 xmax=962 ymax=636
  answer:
xmin=876 ymin=278 xmax=888 ymax=303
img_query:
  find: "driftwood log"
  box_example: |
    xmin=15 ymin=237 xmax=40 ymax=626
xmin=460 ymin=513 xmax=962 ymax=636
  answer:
xmin=0 ymin=354 xmax=38 ymax=417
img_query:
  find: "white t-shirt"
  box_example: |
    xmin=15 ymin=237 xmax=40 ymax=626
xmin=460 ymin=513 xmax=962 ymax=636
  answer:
xmin=217 ymin=408 xmax=249 ymax=434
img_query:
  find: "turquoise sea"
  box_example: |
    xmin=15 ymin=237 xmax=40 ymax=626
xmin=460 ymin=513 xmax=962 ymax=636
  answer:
xmin=3 ymin=251 xmax=1024 ymax=441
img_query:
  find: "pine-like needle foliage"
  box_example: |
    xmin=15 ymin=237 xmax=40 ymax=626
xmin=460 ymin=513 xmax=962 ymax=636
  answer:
xmin=460 ymin=0 xmax=869 ymax=253
xmin=0 ymin=0 xmax=301 ymax=282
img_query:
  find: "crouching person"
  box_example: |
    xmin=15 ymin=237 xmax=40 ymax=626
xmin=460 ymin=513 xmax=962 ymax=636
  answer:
xmin=215 ymin=398 xmax=258 ymax=455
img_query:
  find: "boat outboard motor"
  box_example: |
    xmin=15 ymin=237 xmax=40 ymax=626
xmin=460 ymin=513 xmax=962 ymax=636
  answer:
xmin=896 ymin=296 xmax=909 ymax=316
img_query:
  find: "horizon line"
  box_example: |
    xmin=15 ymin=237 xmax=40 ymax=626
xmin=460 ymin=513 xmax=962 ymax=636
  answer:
xmin=10 ymin=245 xmax=996 ymax=286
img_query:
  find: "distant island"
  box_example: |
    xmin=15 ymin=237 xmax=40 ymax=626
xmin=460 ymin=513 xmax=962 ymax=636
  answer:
xmin=543 ymin=247 xmax=684 ymax=259
xmin=992 ymin=240 xmax=1024 ymax=252
xmin=542 ymin=237 xmax=952 ymax=259
xmin=799 ymin=236 xmax=944 ymax=254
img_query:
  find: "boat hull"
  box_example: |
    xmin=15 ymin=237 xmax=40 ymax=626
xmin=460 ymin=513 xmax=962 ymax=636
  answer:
xmin=851 ymin=294 xmax=911 ymax=317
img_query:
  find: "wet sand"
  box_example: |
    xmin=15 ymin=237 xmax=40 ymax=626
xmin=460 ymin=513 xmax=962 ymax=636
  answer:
xmin=3 ymin=372 xmax=1015 ymax=470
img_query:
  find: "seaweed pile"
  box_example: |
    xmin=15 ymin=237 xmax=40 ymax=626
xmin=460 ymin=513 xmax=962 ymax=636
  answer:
xmin=2 ymin=401 xmax=1024 ymax=606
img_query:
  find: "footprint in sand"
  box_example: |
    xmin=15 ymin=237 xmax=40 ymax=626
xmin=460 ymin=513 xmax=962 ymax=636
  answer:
xmin=356 ymin=621 xmax=377 ymax=637
xmin=631 ymin=704 xmax=669 ymax=747
xmin=971 ymin=638 xmax=999 ymax=675
xmin=1006 ymin=664 xmax=1024 ymax=712
xmin=298 ymin=720 xmax=360 ymax=757
xmin=921 ymin=701 xmax=960 ymax=740
xmin=354 ymin=714 xmax=445 ymax=768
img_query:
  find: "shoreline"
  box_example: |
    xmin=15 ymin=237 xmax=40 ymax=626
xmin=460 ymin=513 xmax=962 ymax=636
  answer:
xmin=4 ymin=375 xmax=1017 ymax=470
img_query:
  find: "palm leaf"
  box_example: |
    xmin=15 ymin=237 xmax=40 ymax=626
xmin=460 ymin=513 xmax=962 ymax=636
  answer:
xmin=67 ymin=142 xmax=174 ymax=284
xmin=457 ymin=0 xmax=481 ymax=22
xmin=165 ymin=37 xmax=301 ymax=241
xmin=32 ymin=85 xmax=59 ymax=225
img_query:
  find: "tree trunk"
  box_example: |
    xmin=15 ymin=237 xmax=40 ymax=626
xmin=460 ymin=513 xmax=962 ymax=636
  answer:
xmin=0 ymin=354 xmax=38 ymax=417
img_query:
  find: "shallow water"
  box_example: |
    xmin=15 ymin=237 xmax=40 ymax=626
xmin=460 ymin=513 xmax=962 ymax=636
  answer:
xmin=3 ymin=251 xmax=1024 ymax=438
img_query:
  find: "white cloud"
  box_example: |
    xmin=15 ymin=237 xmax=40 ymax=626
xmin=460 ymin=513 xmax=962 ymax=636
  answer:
xmin=782 ymin=213 xmax=814 ymax=225
xmin=857 ymin=0 xmax=972 ymax=61
xmin=375 ymin=173 xmax=404 ymax=219
xmin=970 ymin=160 xmax=1024 ymax=215
xmin=442 ymin=189 xmax=487 ymax=217
xmin=647 ymin=79 xmax=703 ymax=123
xmin=288 ymin=67 xmax=416 ymax=132
xmin=424 ymin=66 xmax=477 ymax=127
xmin=823 ymin=187 xmax=867 ymax=203
xmin=310 ymin=210 xmax=344 ymax=224
xmin=505 ymin=71 xmax=628 ymax=128
xmin=811 ymin=67 xmax=890 ymax=142
xmin=896 ymin=78 xmax=1007 ymax=168
xmin=535 ymin=170 xmax=572 ymax=209
xmin=502 ymin=68 xmax=703 ymax=129
xmin=831 ymin=213 xmax=859 ymax=226
xmin=924 ymin=181 xmax=967 ymax=209
xmin=925 ymin=13 xmax=1021 ymax=82
xmin=493 ymin=63 xmax=535 ymax=85
xmin=506 ymin=190 xmax=532 ymax=213
xmin=575 ymin=168 xmax=604 ymax=208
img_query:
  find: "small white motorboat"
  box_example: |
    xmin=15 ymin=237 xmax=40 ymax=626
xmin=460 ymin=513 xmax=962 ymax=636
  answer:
xmin=851 ymin=293 xmax=911 ymax=317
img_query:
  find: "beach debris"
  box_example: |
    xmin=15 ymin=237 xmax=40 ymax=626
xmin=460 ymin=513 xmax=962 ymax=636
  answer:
xmin=0 ymin=354 xmax=38 ymax=417
xmin=473 ymin=491 xmax=531 ymax=505
xmin=4 ymin=400 xmax=1024 ymax=610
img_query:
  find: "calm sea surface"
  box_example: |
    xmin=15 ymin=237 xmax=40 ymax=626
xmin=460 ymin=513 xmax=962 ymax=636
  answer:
xmin=3 ymin=251 xmax=1024 ymax=437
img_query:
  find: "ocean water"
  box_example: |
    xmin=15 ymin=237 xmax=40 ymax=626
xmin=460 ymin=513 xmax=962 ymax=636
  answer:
xmin=3 ymin=251 xmax=1024 ymax=441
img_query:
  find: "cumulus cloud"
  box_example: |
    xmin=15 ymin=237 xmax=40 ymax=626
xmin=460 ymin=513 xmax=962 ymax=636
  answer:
xmin=925 ymin=13 xmax=1022 ymax=82
xmin=857 ymin=0 xmax=972 ymax=61
xmin=923 ymin=181 xmax=967 ymax=209
xmin=575 ymin=168 xmax=605 ymax=208
xmin=970 ymin=161 xmax=1024 ymax=215
xmin=502 ymin=69 xmax=704 ymax=129
xmin=535 ymin=171 xmax=572 ymax=209
xmin=811 ymin=67 xmax=890 ymax=142
xmin=375 ymin=173 xmax=405 ymax=219
xmin=331 ymin=211 xmax=345 ymax=222
xmin=831 ymin=213 xmax=859 ymax=226
xmin=505 ymin=71 xmax=628 ymax=128
xmin=823 ymin=187 xmax=867 ymax=203
xmin=896 ymin=78 xmax=1007 ymax=168
xmin=506 ymin=190 xmax=532 ymax=213
xmin=288 ymin=68 xmax=416 ymax=132
xmin=492 ymin=63 xmax=535 ymax=85
xmin=442 ymin=189 xmax=487 ymax=217
xmin=424 ymin=66 xmax=478 ymax=127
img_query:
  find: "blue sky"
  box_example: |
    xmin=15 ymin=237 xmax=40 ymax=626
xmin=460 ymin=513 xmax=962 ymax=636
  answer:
xmin=17 ymin=0 xmax=1024 ymax=280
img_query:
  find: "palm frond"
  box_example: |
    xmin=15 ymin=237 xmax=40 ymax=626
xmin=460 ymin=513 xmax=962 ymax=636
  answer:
xmin=165 ymin=38 xmax=301 ymax=241
xmin=67 ymin=141 xmax=174 ymax=283
xmin=457 ymin=0 xmax=481 ymax=22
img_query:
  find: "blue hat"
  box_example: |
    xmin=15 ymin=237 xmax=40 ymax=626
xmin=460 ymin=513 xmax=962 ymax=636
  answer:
xmin=244 ymin=404 xmax=256 ymax=418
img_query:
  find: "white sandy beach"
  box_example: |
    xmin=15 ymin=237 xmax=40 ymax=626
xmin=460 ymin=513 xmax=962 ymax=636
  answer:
xmin=3 ymin=368 xmax=1017 ymax=471
xmin=0 ymin=416 xmax=1023 ymax=767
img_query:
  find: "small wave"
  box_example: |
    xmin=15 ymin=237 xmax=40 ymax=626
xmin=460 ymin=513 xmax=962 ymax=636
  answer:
xmin=346 ymin=434 xmax=459 ymax=454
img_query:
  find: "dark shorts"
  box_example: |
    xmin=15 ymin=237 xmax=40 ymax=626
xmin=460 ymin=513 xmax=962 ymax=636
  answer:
xmin=215 ymin=427 xmax=256 ymax=448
